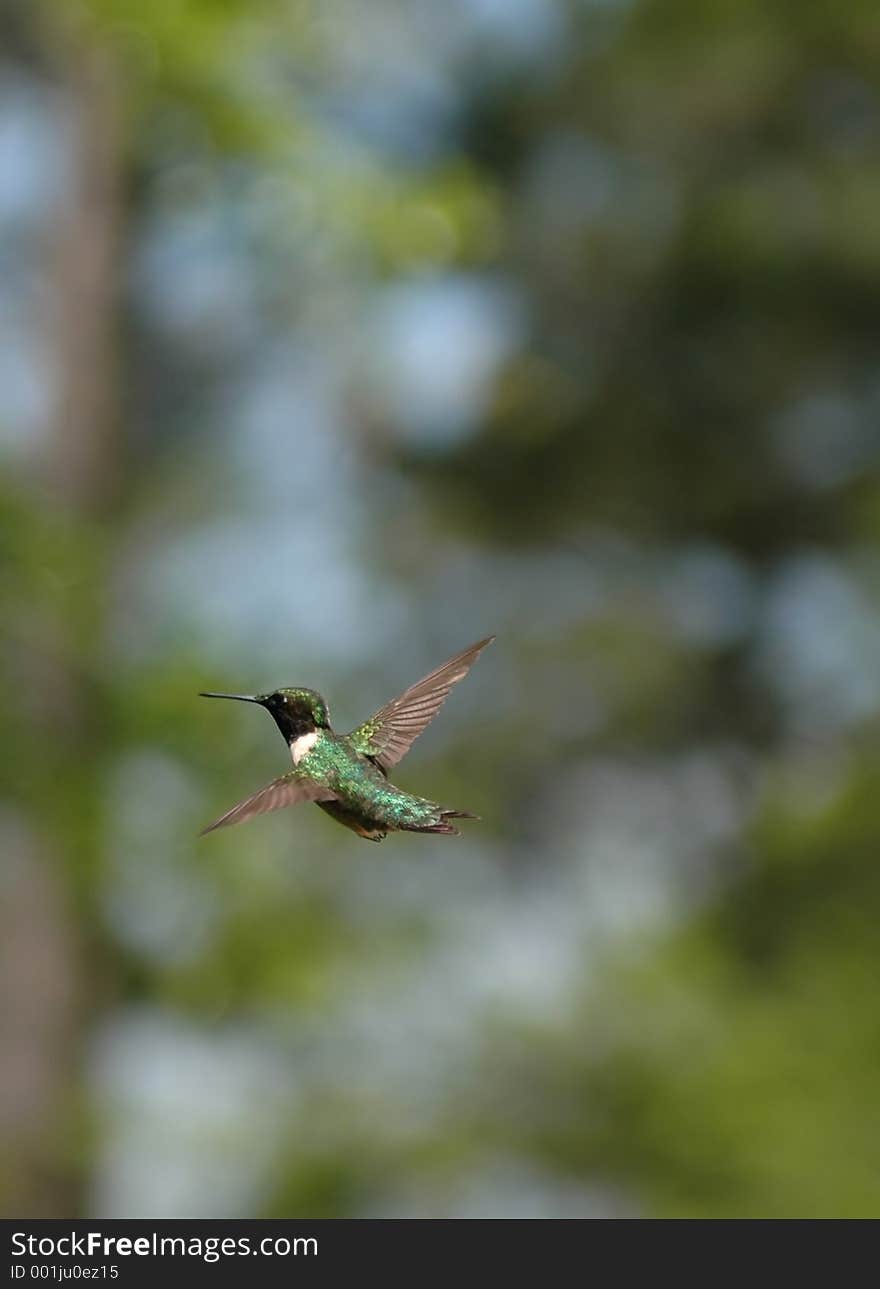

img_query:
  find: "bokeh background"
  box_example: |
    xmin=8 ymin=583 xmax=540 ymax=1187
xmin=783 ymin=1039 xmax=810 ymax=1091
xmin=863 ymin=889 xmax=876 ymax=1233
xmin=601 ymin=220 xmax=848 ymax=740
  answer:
xmin=2 ymin=0 xmax=880 ymax=1219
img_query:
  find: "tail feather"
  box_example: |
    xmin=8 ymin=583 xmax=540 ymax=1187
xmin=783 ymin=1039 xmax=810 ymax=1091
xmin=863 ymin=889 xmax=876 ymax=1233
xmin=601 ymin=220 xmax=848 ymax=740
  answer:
xmin=404 ymin=806 xmax=480 ymax=837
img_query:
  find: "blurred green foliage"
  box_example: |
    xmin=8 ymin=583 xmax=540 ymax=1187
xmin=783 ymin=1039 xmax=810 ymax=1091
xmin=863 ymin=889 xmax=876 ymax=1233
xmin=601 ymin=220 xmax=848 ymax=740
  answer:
xmin=2 ymin=0 xmax=880 ymax=1217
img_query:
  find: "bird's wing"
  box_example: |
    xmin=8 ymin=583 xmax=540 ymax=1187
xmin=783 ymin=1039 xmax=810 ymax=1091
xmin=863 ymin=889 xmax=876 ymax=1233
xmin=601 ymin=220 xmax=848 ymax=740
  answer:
xmin=199 ymin=771 xmax=336 ymax=836
xmin=348 ymin=636 xmax=495 ymax=772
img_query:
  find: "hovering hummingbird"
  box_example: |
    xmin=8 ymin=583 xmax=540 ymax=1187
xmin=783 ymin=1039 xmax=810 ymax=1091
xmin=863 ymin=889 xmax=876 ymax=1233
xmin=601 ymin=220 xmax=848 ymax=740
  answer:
xmin=199 ymin=636 xmax=494 ymax=842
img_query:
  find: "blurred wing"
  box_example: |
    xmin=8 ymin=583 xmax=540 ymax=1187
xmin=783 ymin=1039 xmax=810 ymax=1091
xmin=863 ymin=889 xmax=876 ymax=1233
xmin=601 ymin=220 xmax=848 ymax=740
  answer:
xmin=200 ymin=771 xmax=335 ymax=836
xmin=349 ymin=636 xmax=495 ymax=771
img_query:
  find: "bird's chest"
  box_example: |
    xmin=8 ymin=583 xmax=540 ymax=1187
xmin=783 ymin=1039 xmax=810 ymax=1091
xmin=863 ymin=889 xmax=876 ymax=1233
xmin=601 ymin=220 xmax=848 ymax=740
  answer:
xmin=290 ymin=730 xmax=320 ymax=765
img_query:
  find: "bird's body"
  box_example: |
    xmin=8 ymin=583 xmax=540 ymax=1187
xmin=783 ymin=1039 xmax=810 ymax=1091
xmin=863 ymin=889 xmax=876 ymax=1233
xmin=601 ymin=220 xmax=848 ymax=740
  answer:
xmin=199 ymin=637 xmax=494 ymax=841
xmin=290 ymin=724 xmax=471 ymax=841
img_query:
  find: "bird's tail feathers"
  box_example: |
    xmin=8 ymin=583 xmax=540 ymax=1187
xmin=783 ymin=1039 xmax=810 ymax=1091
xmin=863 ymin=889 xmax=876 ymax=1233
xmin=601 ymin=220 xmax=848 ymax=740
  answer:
xmin=404 ymin=807 xmax=480 ymax=837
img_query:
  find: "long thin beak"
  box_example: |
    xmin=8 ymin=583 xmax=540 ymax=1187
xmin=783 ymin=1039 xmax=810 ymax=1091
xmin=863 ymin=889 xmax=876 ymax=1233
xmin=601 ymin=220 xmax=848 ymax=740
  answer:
xmin=199 ymin=692 xmax=261 ymax=703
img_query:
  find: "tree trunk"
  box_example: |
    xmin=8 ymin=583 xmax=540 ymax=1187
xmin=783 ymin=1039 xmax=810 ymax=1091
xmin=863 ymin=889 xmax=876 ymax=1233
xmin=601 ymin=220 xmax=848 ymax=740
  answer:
xmin=0 ymin=34 xmax=124 ymax=1217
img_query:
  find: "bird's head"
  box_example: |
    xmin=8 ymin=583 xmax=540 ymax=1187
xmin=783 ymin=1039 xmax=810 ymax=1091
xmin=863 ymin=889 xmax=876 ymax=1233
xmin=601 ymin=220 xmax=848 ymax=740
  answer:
xmin=200 ymin=686 xmax=330 ymax=744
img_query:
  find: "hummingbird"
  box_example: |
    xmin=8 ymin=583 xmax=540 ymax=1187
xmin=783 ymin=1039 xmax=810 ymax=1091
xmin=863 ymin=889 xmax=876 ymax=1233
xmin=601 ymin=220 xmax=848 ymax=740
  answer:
xmin=199 ymin=636 xmax=494 ymax=842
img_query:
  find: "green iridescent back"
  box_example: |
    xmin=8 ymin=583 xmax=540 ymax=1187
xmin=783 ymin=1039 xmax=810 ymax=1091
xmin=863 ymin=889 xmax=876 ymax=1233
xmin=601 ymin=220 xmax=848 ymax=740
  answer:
xmin=296 ymin=730 xmax=444 ymax=830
